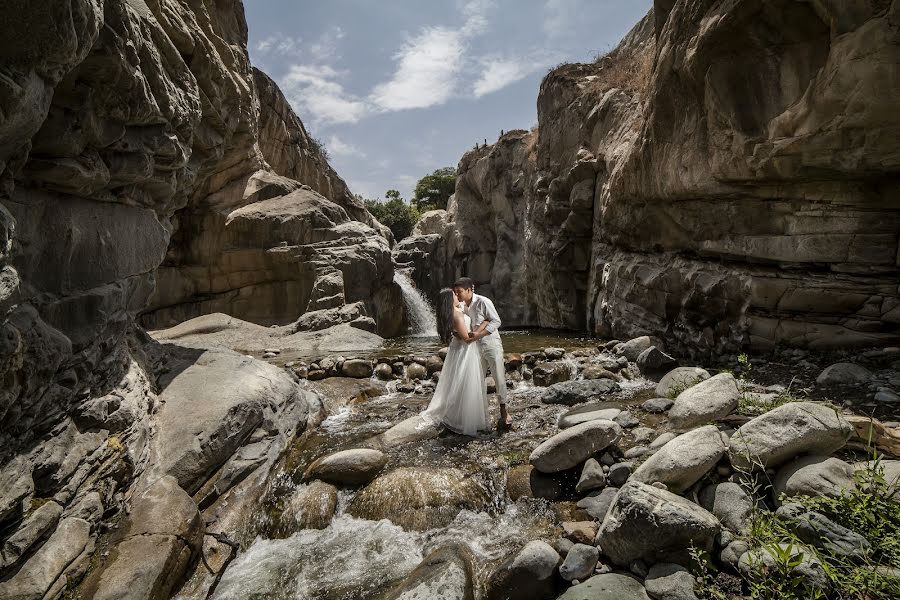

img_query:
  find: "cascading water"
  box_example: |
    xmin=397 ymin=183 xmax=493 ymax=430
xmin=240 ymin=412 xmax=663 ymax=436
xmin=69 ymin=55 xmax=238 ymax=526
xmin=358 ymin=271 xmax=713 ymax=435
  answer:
xmin=394 ymin=270 xmax=438 ymax=337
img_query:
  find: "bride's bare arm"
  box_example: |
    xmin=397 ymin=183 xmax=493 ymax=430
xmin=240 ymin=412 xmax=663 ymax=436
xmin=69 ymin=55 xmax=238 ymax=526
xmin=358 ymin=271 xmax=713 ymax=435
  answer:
xmin=453 ymin=312 xmax=475 ymax=343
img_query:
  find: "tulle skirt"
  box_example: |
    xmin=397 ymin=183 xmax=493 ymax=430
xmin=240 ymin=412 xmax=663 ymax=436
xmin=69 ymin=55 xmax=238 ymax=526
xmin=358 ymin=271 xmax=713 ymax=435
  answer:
xmin=422 ymin=337 xmax=489 ymax=436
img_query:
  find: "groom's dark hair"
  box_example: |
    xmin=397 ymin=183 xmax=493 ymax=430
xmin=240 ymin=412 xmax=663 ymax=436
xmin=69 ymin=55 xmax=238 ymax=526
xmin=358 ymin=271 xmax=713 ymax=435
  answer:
xmin=452 ymin=277 xmax=474 ymax=290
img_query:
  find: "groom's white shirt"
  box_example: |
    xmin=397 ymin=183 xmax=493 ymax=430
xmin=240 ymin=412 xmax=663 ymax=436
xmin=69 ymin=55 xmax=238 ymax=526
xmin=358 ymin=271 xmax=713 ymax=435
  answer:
xmin=464 ymin=293 xmax=501 ymax=345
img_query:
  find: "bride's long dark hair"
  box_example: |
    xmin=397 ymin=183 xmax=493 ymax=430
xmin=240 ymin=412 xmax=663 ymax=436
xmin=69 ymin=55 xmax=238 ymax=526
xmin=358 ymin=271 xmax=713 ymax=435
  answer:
xmin=436 ymin=288 xmax=457 ymax=344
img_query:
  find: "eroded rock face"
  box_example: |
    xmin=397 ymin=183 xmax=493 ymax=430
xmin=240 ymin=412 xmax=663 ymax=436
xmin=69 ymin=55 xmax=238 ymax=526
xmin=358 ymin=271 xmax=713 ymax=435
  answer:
xmin=0 ymin=0 xmax=382 ymax=596
xmin=401 ymin=3 xmax=900 ymax=356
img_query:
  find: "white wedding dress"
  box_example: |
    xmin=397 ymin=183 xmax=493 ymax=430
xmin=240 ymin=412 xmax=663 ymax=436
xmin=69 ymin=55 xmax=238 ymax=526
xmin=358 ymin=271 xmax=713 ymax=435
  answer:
xmin=423 ymin=314 xmax=489 ymax=435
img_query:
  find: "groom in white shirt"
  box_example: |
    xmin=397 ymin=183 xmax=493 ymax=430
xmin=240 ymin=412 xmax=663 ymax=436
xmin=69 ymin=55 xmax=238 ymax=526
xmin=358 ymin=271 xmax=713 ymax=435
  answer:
xmin=452 ymin=277 xmax=512 ymax=428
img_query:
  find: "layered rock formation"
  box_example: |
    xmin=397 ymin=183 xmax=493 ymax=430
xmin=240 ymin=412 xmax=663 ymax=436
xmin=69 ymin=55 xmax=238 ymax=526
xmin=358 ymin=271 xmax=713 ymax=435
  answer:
xmin=398 ymin=1 xmax=900 ymax=356
xmin=0 ymin=0 xmax=395 ymax=597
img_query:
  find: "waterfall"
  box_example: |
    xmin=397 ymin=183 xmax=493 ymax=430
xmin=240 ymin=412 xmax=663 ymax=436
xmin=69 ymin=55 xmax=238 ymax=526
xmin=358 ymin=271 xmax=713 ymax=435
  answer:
xmin=394 ymin=271 xmax=438 ymax=337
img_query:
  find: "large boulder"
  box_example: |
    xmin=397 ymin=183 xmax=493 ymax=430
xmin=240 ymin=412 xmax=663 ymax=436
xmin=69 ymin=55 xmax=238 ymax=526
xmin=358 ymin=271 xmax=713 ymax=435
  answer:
xmin=542 ymin=379 xmax=620 ymax=406
xmin=530 ymin=420 xmax=622 ymax=473
xmin=636 ymin=346 xmax=678 ymax=380
xmin=618 ymin=336 xmax=654 ymax=362
xmin=558 ymin=573 xmax=651 ymax=600
xmin=644 ymin=563 xmax=699 ymax=600
xmin=348 ymin=467 xmax=490 ymax=530
xmin=278 ymin=480 xmax=338 ymax=532
xmin=532 ymin=362 xmax=572 ymax=387
xmin=772 ymin=455 xmax=856 ymax=504
xmin=816 ymin=362 xmax=872 ymax=385
xmin=303 ymin=448 xmax=387 ymax=486
xmin=728 ymin=402 xmax=852 ymax=470
xmin=655 ymin=367 xmax=711 ymax=399
xmin=83 ymin=476 xmax=203 ymax=600
xmin=596 ymin=481 xmax=721 ymax=566
xmin=631 ymin=425 xmax=727 ymax=493
xmin=484 ymin=541 xmax=559 ymax=600
xmin=380 ymin=544 xmax=474 ymax=600
xmin=150 ymin=347 xmax=308 ymax=495
xmin=776 ymin=503 xmax=870 ymax=560
xmin=699 ymin=482 xmax=754 ymax=533
xmin=668 ymin=373 xmax=739 ymax=431
xmin=559 ymin=544 xmax=599 ymax=582
xmin=558 ymin=403 xmax=622 ymax=429
xmin=0 ymin=517 xmax=92 ymax=600
xmin=506 ymin=465 xmax=564 ymax=501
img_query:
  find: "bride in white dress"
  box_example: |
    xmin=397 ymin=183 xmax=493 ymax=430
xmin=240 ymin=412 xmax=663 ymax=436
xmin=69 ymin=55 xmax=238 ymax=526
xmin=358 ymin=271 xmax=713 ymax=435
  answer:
xmin=422 ymin=288 xmax=490 ymax=435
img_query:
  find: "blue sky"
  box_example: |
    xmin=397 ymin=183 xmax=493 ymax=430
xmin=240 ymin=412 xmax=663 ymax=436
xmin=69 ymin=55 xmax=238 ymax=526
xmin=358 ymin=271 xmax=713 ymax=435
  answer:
xmin=245 ymin=1 xmax=652 ymax=201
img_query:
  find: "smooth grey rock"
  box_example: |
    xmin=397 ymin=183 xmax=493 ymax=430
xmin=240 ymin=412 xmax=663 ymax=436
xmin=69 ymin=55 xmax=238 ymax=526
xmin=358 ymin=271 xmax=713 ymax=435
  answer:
xmin=607 ymin=462 xmax=632 ymax=487
xmin=625 ymin=446 xmax=648 ymax=459
xmin=0 ymin=457 xmax=34 ymax=525
xmin=544 ymin=347 xmax=566 ymax=360
xmin=576 ymin=458 xmax=607 ymax=493
xmin=729 ymin=402 xmax=852 ymax=470
xmin=619 ymin=337 xmax=654 ymax=362
xmin=0 ymin=500 xmax=62 ymax=569
xmin=506 ymin=464 xmax=565 ymax=501
xmin=406 ymin=362 xmax=428 ymax=380
xmin=542 ymin=379 xmax=620 ymax=406
xmin=668 ymin=373 xmax=739 ymax=431
xmin=738 ymin=543 xmax=828 ymax=590
xmin=0 ymin=517 xmax=92 ymax=600
xmin=558 ymin=573 xmax=651 ymax=600
xmin=632 ymin=425 xmax=727 ymax=493
xmin=776 ymin=503 xmax=870 ymax=560
xmin=655 ymin=368 xmax=711 ymax=399
xmin=87 ymin=476 xmax=203 ymax=600
xmin=645 ymin=562 xmax=699 ymax=600
xmin=642 ymin=397 xmax=674 ymax=413
xmin=532 ymin=362 xmax=571 ymax=387
xmin=560 ymin=544 xmax=599 ymax=582
xmin=636 ymin=346 xmax=678 ymax=380
xmin=773 ymin=455 xmax=856 ymax=504
xmin=816 ymin=362 xmax=872 ymax=385
xmin=530 ymin=420 xmax=622 ymax=473
xmin=596 ymin=481 xmax=721 ymax=567
xmin=650 ymin=432 xmax=677 ymax=450
xmin=303 ymin=448 xmax=387 ymax=485
xmin=341 ymin=359 xmax=374 ymax=378
xmin=578 ymin=487 xmax=618 ymax=521
xmin=614 ymin=410 xmax=640 ymax=428
xmin=555 ymin=538 xmax=574 ymax=557
xmin=558 ymin=406 xmax=622 ymax=429
xmin=720 ymin=540 xmax=750 ymax=572
xmin=484 ymin=540 xmax=559 ymax=600
xmin=632 ymin=427 xmax=656 ymax=445
xmin=381 ymin=544 xmax=474 ymax=600
xmin=280 ymin=480 xmax=338 ymax=531
xmin=699 ymin=482 xmax=753 ymax=533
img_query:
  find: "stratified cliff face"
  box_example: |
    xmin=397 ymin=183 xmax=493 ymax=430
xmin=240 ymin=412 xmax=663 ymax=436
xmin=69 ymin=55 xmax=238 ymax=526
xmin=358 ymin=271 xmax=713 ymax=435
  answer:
xmin=399 ymin=1 xmax=900 ymax=356
xmin=0 ymin=1 xmax=394 ymax=596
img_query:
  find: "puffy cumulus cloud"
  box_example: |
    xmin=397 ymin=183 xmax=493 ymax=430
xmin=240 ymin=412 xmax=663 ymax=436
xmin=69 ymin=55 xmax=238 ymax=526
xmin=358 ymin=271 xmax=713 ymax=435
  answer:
xmin=255 ymin=33 xmax=303 ymax=56
xmin=327 ymin=134 xmax=366 ymax=158
xmin=281 ymin=64 xmax=368 ymax=125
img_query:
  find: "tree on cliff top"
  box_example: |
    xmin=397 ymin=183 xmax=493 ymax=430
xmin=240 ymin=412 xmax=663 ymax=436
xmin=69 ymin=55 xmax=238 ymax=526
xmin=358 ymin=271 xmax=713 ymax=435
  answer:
xmin=411 ymin=167 xmax=456 ymax=212
xmin=361 ymin=190 xmax=420 ymax=241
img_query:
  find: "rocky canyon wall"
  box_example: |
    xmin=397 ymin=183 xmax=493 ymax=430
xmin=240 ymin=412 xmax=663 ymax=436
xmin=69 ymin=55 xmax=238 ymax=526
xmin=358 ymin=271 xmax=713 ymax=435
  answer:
xmin=0 ymin=1 xmax=396 ymax=597
xmin=398 ymin=1 xmax=900 ymax=357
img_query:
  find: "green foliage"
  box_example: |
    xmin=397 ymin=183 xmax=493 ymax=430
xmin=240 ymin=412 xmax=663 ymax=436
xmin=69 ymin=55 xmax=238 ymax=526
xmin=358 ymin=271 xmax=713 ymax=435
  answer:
xmin=666 ymin=376 xmax=704 ymax=400
xmin=363 ymin=190 xmax=420 ymax=241
xmin=411 ymin=167 xmax=456 ymax=212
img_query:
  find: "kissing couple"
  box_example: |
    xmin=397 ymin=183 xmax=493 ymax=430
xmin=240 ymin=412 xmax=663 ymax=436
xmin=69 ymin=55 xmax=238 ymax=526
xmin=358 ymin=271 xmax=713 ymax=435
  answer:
xmin=422 ymin=277 xmax=512 ymax=435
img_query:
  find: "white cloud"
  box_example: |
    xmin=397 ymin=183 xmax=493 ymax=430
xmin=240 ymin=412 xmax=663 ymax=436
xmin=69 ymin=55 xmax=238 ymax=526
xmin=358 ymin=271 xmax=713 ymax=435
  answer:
xmin=472 ymin=58 xmax=529 ymax=97
xmin=369 ymin=0 xmax=495 ymax=112
xmin=327 ymin=134 xmax=366 ymax=158
xmin=255 ymin=33 xmax=303 ymax=56
xmin=309 ymin=26 xmax=346 ymax=62
xmin=281 ymin=64 xmax=368 ymax=125
xmin=370 ymin=27 xmax=467 ymax=111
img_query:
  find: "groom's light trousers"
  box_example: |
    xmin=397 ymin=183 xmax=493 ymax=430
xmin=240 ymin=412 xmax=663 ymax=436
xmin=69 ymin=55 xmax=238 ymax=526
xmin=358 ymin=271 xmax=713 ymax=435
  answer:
xmin=479 ymin=337 xmax=507 ymax=405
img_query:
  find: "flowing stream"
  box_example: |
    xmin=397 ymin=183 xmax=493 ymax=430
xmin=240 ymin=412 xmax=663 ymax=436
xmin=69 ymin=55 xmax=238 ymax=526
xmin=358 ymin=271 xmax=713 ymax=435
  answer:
xmin=394 ymin=271 xmax=438 ymax=337
xmin=177 ymin=334 xmax=656 ymax=600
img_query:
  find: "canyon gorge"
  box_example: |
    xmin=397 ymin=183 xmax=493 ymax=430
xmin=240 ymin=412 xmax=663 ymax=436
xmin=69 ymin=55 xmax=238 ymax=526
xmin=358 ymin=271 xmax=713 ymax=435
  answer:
xmin=0 ymin=1 xmax=898 ymax=599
